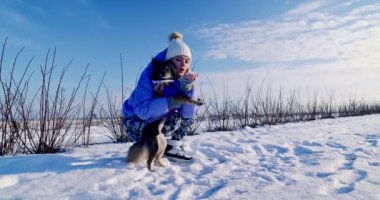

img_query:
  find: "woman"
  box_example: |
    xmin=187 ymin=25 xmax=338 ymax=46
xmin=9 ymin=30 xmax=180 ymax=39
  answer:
xmin=122 ymin=32 xmax=199 ymax=161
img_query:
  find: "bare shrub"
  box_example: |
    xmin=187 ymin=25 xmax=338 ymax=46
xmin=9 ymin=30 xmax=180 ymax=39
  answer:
xmin=231 ymin=79 xmax=258 ymax=128
xmin=98 ymin=54 xmax=129 ymax=143
xmin=80 ymin=71 xmax=106 ymax=147
xmin=1 ymin=43 xmax=91 ymax=154
xmin=203 ymin=78 xmax=380 ymax=132
xmin=206 ymin=79 xmax=236 ymax=131
xmin=98 ymin=87 xmax=129 ymax=143
xmin=0 ymin=38 xmax=32 ymax=155
xmin=29 ymin=48 xmax=89 ymax=153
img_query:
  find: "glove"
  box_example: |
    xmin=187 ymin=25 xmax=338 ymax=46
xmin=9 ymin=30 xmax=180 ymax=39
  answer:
xmin=179 ymin=72 xmax=197 ymax=93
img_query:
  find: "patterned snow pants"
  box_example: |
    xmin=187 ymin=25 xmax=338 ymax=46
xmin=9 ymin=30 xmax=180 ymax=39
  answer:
xmin=123 ymin=111 xmax=195 ymax=142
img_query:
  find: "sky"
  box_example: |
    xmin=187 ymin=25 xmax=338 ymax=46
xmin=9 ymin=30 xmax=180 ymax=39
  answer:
xmin=1 ymin=0 xmax=380 ymax=103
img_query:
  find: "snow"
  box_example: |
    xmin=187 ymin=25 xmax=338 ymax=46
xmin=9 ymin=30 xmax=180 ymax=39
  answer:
xmin=1 ymin=115 xmax=380 ymax=200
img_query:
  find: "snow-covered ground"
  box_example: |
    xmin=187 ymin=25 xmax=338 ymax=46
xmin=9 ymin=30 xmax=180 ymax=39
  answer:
xmin=0 ymin=115 xmax=379 ymax=200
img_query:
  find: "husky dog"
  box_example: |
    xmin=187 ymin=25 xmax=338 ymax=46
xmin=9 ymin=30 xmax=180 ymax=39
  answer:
xmin=126 ymin=118 xmax=168 ymax=172
xmin=151 ymin=58 xmax=204 ymax=106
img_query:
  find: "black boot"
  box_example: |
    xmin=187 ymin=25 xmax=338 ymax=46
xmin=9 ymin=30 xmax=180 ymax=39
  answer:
xmin=164 ymin=140 xmax=192 ymax=161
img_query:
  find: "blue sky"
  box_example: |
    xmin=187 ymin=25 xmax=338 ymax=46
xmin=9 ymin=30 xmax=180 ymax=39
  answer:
xmin=1 ymin=0 xmax=380 ymax=102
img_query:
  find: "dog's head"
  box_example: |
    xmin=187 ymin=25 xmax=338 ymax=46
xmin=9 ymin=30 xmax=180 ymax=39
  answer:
xmin=151 ymin=59 xmax=179 ymax=81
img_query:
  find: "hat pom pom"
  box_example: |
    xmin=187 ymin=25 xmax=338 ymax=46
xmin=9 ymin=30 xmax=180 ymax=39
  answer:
xmin=169 ymin=32 xmax=183 ymax=41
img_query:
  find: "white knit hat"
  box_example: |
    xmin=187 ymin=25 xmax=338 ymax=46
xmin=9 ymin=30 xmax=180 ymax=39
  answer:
xmin=165 ymin=32 xmax=192 ymax=61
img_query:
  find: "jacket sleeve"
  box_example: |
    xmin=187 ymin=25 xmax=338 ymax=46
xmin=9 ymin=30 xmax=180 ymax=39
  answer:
xmin=128 ymin=65 xmax=170 ymax=121
xmin=161 ymin=80 xmax=195 ymax=98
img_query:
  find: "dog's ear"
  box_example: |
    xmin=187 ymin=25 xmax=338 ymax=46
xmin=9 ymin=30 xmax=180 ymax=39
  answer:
xmin=151 ymin=58 xmax=163 ymax=66
xmin=151 ymin=58 xmax=164 ymax=80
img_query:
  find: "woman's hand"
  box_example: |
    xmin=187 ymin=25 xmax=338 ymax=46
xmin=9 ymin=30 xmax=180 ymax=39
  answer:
xmin=183 ymin=72 xmax=198 ymax=81
xmin=179 ymin=72 xmax=198 ymax=93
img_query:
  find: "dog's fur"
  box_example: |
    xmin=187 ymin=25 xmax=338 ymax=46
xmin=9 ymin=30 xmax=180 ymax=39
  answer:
xmin=151 ymin=58 xmax=204 ymax=106
xmin=151 ymin=58 xmax=179 ymax=81
xmin=126 ymin=118 xmax=167 ymax=171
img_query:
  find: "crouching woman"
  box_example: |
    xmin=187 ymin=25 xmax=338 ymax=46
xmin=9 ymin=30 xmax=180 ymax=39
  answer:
xmin=122 ymin=32 xmax=199 ymax=161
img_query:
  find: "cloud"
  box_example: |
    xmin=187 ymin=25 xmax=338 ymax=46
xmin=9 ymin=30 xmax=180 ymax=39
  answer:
xmin=197 ymin=2 xmax=380 ymax=65
xmin=339 ymin=0 xmax=360 ymax=7
xmin=196 ymin=2 xmax=380 ymax=102
xmin=0 ymin=4 xmax=42 ymax=31
xmin=286 ymin=0 xmax=327 ymax=17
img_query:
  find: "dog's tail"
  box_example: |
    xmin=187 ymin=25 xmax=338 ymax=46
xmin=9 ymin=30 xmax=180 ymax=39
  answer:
xmin=126 ymin=142 xmax=147 ymax=163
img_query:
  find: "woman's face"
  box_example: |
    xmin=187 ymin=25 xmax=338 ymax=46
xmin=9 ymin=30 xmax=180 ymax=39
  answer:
xmin=172 ymin=55 xmax=191 ymax=77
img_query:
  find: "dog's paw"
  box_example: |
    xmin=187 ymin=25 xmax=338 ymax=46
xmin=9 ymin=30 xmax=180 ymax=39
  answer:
xmin=158 ymin=159 xmax=168 ymax=167
xmin=148 ymin=166 xmax=156 ymax=172
xmin=196 ymin=98 xmax=205 ymax=105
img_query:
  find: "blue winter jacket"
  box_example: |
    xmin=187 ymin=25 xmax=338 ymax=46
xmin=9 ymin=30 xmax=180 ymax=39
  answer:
xmin=122 ymin=49 xmax=197 ymax=122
